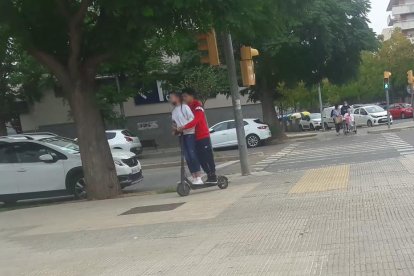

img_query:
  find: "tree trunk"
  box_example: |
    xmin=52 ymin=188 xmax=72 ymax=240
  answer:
xmin=260 ymin=87 xmax=286 ymax=139
xmin=67 ymin=78 xmax=120 ymax=200
xmin=0 ymin=117 xmax=7 ymax=136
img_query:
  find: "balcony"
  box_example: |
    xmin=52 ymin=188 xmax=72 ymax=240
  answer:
xmin=388 ymin=14 xmax=395 ymax=26
xmin=394 ymin=19 xmax=414 ymax=31
xmin=392 ymin=4 xmax=414 ymax=15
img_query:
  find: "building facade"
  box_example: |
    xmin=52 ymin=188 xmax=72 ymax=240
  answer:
xmin=19 ymin=88 xmax=262 ymax=148
xmin=387 ymin=0 xmax=414 ymax=42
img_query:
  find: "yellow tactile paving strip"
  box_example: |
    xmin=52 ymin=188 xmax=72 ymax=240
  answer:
xmin=289 ymin=165 xmax=350 ymax=194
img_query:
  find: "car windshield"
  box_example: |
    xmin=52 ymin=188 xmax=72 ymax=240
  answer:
xmin=402 ymin=103 xmax=412 ymax=108
xmin=310 ymin=113 xmax=321 ymax=119
xmin=39 ymin=137 xmax=80 ymax=154
xmin=365 ymin=106 xmax=384 ymax=113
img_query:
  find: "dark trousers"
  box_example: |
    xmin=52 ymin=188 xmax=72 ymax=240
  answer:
xmin=195 ymin=137 xmax=216 ymax=175
xmin=335 ymin=123 xmax=341 ymax=133
xmin=182 ymin=134 xmax=201 ymax=174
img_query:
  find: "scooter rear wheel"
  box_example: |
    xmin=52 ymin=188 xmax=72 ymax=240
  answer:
xmin=177 ymin=182 xmax=190 ymax=196
xmin=218 ymin=176 xmax=229 ymax=190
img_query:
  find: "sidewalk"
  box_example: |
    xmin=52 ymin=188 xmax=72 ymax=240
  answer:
xmin=2 ymin=154 xmax=414 ymax=275
xmin=367 ymin=120 xmax=414 ymax=134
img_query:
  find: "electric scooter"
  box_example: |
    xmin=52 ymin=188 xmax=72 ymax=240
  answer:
xmin=176 ymin=136 xmax=229 ymax=197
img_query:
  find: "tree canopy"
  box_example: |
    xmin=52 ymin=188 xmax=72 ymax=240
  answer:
xmin=0 ymin=25 xmax=48 ymax=136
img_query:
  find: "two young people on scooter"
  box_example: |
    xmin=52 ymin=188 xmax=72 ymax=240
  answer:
xmin=170 ymin=88 xmax=218 ymax=185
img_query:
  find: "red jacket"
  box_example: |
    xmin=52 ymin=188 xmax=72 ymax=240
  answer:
xmin=183 ymin=100 xmax=210 ymax=141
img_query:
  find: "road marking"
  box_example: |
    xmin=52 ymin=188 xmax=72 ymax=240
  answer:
xmin=216 ymin=160 xmax=239 ymax=169
xmin=251 ymin=143 xmax=301 ymax=171
xmin=382 ymin=133 xmax=414 ymax=157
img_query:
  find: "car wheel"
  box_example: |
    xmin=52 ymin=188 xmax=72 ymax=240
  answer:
xmin=367 ymin=120 xmax=373 ymax=127
xmin=310 ymin=124 xmax=315 ymax=131
xmin=246 ymin=134 xmax=260 ymax=148
xmin=69 ymin=172 xmax=87 ymax=199
xmin=401 ymin=113 xmax=406 ymax=119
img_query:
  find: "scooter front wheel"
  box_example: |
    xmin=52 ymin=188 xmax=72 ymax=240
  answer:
xmin=218 ymin=176 xmax=229 ymax=190
xmin=177 ymin=182 xmax=190 ymax=196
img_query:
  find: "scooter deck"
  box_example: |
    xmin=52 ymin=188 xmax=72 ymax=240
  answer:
xmin=188 ymin=183 xmax=220 ymax=190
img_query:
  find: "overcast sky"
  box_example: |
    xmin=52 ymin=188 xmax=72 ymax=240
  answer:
xmin=368 ymin=0 xmax=390 ymax=34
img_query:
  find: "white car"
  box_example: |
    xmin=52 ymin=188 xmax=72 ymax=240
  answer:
xmin=299 ymin=113 xmax=322 ymax=131
xmin=0 ymin=136 xmax=143 ymax=204
xmin=353 ymin=105 xmax=393 ymax=127
xmin=209 ymin=119 xmax=272 ymax=149
xmin=106 ymin=129 xmax=143 ymax=155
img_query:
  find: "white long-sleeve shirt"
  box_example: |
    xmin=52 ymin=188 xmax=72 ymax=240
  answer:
xmin=172 ymin=104 xmax=195 ymax=135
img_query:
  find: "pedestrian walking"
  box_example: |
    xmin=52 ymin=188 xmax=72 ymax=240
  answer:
xmin=332 ymin=104 xmax=342 ymax=135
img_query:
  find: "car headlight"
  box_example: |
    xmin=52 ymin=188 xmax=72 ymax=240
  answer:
xmin=114 ymin=160 xmax=124 ymax=166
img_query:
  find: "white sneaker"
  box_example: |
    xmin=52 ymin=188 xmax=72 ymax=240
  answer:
xmin=192 ymin=177 xmax=204 ymax=185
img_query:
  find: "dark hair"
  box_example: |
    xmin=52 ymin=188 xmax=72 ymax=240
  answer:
xmin=334 ymin=104 xmax=339 ymax=109
xmin=181 ymin=87 xmax=196 ymax=96
xmin=169 ymin=91 xmax=181 ymax=97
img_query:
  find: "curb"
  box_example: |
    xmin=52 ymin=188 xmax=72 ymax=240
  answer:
xmin=285 ymin=133 xmax=318 ymax=139
xmin=367 ymin=125 xmax=414 ymax=134
xmin=142 ymin=154 xmax=246 ymax=170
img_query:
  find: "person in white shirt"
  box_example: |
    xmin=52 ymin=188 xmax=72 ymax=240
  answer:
xmin=170 ymin=92 xmax=203 ymax=185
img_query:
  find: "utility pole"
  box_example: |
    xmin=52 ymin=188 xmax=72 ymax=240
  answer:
xmin=222 ymin=32 xmax=250 ymax=175
xmin=115 ymin=75 xmax=125 ymax=118
xmin=318 ymin=83 xmax=324 ymax=131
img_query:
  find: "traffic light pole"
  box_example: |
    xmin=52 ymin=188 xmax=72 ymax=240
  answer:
xmin=221 ymin=32 xmax=250 ymax=176
xmin=385 ymin=88 xmax=391 ymax=129
xmin=410 ymin=85 xmax=414 ymax=120
xmin=318 ymin=83 xmax=324 ymax=131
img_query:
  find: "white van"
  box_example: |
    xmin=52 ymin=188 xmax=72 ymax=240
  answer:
xmin=322 ymin=106 xmax=337 ymax=129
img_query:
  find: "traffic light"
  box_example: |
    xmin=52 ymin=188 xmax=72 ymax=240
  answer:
xmin=240 ymin=46 xmax=259 ymax=86
xmin=384 ymin=71 xmax=392 ymax=90
xmin=408 ymin=70 xmax=414 ymax=85
xmin=197 ymin=30 xmax=220 ymax=66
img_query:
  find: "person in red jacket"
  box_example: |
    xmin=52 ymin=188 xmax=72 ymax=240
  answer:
xmin=180 ymin=88 xmax=217 ymax=184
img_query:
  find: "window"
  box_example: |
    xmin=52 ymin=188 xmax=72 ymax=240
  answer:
xmin=0 ymin=144 xmax=17 ymax=163
xmin=14 ymin=142 xmax=62 ymax=163
xmin=121 ymin=130 xmax=134 ymax=137
xmin=253 ymin=119 xmax=264 ymax=124
xmin=354 ymin=109 xmax=360 ymax=115
xmin=212 ymin=122 xmax=228 ymax=132
xmin=106 ymin=132 xmax=116 ymax=140
xmin=39 ymin=137 xmax=78 ymax=155
xmin=227 ymin=121 xmax=236 ymax=129
xmin=360 ymin=109 xmax=368 ymax=115
xmin=365 ymin=106 xmax=384 ymax=113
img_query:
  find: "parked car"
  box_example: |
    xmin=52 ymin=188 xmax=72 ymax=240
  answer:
xmin=6 ymin=126 xmax=17 ymax=135
xmin=0 ymin=136 xmax=143 ymax=204
xmin=106 ymin=129 xmax=143 ymax=155
xmin=353 ymin=105 xmax=393 ymax=127
xmin=388 ymin=103 xmax=413 ymax=119
xmin=299 ymin=113 xmax=322 ymax=131
xmin=209 ymin=119 xmax=271 ymax=149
